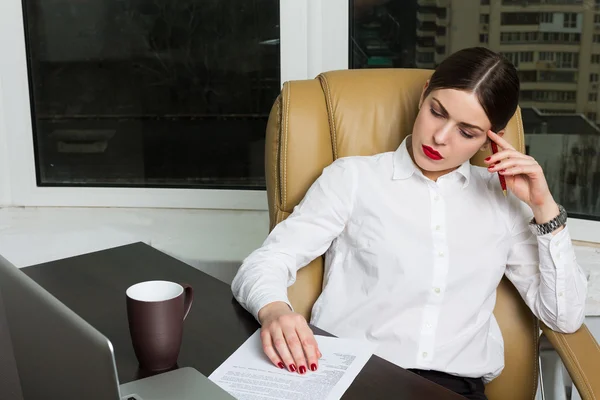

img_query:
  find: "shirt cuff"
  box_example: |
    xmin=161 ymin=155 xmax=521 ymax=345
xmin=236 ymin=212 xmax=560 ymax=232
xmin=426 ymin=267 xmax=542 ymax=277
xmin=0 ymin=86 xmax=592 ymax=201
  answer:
xmin=536 ymin=224 xmax=573 ymax=266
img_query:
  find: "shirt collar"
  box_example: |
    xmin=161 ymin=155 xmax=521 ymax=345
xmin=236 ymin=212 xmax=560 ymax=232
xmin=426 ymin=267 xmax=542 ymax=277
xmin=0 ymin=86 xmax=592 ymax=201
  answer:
xmin=392 ymin=135 xmax=471 ymax=188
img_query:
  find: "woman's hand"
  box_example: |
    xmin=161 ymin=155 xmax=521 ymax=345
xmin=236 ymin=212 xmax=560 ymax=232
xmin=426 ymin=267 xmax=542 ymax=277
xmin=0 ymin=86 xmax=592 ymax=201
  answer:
xmin=257 ymin=301 xmax=322 ymax=374
xmin=485 ymin=130 xmax=561 ymax=226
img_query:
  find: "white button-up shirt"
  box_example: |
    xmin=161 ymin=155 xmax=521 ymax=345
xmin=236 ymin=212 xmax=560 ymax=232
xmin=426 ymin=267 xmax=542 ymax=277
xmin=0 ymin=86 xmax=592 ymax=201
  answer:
xmin=232 ymin=136 xmax=588 ymax=383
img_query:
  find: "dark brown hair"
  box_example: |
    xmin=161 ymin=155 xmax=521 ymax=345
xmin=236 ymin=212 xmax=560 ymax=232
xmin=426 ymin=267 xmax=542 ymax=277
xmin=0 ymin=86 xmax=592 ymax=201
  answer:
xmin=422 ymin=47 xmax=520 ymax=133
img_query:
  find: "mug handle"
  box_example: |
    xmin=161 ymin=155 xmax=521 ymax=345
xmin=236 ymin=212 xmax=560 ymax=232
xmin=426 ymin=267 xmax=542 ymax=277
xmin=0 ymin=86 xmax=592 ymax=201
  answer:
xmin=181 ymin=283 xmax=194 ymax=320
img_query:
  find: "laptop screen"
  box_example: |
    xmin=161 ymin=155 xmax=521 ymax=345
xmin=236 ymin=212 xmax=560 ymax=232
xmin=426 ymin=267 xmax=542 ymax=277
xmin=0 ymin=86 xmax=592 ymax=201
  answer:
xmin=0 ymin=255 xmax=122 ymax=400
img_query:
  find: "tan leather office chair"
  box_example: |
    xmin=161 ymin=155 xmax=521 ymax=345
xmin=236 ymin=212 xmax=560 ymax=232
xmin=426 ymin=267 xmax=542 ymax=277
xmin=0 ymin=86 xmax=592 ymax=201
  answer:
xmin=264 ymin=69 xmax=600 ymax=400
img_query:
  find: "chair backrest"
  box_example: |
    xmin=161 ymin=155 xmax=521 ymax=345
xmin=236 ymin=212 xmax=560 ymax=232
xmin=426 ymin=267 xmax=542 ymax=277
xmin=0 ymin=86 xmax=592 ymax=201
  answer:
xmin=265 ymin=69 xmax=539 ymax=400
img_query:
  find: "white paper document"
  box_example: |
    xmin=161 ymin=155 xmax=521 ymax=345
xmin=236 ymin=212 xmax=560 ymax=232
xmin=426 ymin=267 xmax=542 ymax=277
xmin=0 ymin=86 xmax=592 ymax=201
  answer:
xmin=208 ymin=330 xmax=377 ymax=400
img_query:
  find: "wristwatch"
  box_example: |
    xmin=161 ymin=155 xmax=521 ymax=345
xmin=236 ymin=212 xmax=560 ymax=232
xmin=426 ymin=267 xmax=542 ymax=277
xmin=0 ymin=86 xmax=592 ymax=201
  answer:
xmin=529 ymin=203 xmax=567 ymax=236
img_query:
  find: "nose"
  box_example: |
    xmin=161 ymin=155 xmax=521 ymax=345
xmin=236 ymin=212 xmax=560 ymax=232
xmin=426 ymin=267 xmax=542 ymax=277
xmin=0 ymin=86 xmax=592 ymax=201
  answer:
xmin=433 ymin=122 xmax=453 ymax=145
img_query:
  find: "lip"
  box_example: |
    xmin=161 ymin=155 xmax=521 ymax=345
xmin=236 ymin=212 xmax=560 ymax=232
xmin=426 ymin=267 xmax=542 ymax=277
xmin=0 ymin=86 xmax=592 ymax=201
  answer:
xmin=422 ymin=145 xmax=443 ymax=160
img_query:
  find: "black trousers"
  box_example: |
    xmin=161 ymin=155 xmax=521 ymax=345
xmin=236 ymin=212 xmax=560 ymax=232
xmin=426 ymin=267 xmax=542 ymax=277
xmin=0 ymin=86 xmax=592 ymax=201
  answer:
xmin=408 ymin=369 xmax=488 ymax=400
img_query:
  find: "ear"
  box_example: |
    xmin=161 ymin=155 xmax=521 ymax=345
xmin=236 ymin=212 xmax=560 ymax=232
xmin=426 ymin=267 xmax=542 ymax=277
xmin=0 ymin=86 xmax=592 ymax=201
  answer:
xmin=479 ymin=129 xmax=505 ymax=151
xmin=418 ymin=80 xmax=430 ymax=110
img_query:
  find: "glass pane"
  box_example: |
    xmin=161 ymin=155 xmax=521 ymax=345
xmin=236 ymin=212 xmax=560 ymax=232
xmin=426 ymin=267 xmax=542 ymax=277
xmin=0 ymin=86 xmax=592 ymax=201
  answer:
xmin=350 ymin=0 xmax=600 ymax=220
xmin=23 ymin=0 xmax=280 ymax=189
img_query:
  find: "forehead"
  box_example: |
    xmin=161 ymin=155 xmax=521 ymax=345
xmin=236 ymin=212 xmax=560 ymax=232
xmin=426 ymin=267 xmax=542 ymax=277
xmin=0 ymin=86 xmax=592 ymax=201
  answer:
xmin=429 ymin=88 xmax=491 ymax=129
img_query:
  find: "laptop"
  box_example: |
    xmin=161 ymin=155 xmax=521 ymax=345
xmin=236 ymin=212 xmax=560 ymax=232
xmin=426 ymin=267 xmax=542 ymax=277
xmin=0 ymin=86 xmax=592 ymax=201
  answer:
xmin=0 ymin=254 xmax=235 ymax=400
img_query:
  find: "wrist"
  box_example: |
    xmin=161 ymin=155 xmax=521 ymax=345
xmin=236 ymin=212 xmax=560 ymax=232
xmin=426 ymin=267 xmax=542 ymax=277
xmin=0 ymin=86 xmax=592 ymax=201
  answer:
xmin=258 ymin=301 xmax=292 ymax=324
xmin=531 ymin=198 xmax=559 ymax=224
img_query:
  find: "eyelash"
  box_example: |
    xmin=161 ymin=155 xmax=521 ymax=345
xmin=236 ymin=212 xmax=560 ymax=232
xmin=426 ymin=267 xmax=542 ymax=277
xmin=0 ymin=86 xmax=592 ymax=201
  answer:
xmin=429 ymin=107 xmax=474 ymax=139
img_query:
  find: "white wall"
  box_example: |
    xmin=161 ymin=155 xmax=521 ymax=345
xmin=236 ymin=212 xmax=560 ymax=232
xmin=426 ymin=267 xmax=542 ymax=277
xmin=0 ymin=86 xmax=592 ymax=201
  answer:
xmin=0 ymin=207 xmax=269 ymax=284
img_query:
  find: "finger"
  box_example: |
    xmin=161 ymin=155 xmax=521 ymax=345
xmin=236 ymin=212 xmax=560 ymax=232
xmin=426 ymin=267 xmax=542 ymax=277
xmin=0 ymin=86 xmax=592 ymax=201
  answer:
xmin=499 ymin=163 xmax=543 ymax=176
xmin=487 ymin=130 xmax=516 ymax=151
xmin=282 ymin=325 xmax=308 ymax=374
xmin=488 ymin=158 xmax=537 ymax=172
xmin=260 ymin=329 xmax=286 ymax=370
xmin=485 ymin=149 xmax=531 ymax=164
xmin=271 ymin=327 xmax=297 ymax=372
xmin=296 ymin=324 xmax=320 ymax=372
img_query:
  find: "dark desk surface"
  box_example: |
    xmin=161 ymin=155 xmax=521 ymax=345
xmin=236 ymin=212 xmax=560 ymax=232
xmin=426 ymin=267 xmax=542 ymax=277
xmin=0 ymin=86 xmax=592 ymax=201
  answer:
xmin=21 ymin=242 xmax=463 ymax=399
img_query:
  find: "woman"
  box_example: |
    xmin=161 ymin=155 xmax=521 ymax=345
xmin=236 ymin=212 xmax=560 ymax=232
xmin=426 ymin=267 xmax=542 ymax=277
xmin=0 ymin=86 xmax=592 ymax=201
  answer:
xmin=231 ymin=47 xmax=588 ymax=400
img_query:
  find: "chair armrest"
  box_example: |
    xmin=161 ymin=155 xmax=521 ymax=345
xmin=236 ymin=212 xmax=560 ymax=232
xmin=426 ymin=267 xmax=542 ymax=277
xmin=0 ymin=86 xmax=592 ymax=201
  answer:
xmin=541 ymin=322 xmax=600 ymax=400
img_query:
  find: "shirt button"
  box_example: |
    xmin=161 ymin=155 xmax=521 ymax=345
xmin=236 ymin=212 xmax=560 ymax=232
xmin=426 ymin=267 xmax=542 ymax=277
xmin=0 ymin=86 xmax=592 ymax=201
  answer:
xmin=426 ymin=322 xmax=432 ymax=328
xmin=557 ymin=253 xmax=562 ymax=259
xmin=434 ymin=195 xmax=440 ymax=201
xmin=434 ymin=287 xmax=441 ymax=294
xmin=422 ymin=352 xmax=428 ymax=358
xmin=435 ymin=225 xmax=441 ymax=231
xmin=438 ymin=251 xmax=444 ymax=257
xmin=558 ymin=292 xmax=564 ymax=297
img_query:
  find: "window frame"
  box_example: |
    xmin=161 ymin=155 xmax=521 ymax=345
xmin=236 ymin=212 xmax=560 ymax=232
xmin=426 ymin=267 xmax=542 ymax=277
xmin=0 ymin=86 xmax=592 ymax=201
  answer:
xmin=0 ymin=0 xmax=347 ymax=211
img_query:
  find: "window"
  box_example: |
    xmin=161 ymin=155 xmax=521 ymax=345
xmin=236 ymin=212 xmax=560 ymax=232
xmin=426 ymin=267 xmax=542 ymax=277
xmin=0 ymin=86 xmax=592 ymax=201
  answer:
xmin=501 ymin=52 xmax=519 ymax=67
xmin=418 ymin=37 xmax=436 ymax=47
xmin=518 ymin=70 xmax=537 ymax=82
xmin=500 ymin=32 xmax=540 ymax=44
xmin=556 ymin=52 xmax=579 ymax=68
xmin=3 ymin=0 xmax=599 ymax=227
xmin=563 ymin=13 xmax=577 ymax=28
xmin=595 ymin=14 xmax=600 ymax=23
xmin=20 ymin=0 xmax=280 ymax=190
xmin=416 ymin=52 xmax=435 ymax=63
xmin=587 ymin=112 xmax=597 ymax=121
xmin=539 ymin=71 xmax=576 ymax=83
xmin=520 ymin=52 xmax=534 ymax=63
xmin=591 ymin=73 xmax=599 ymax=82
xmin=418 ymin=21 xmax=437 ymax=32
xmin=349 ymin=0 xmax=600 ymax=222
xmin=589 ymin=93 xmax=598 ymax=102
xmin=501 ymin=12 xmax=539 ymax=25
xmin=528 ymin=91 xmax=576 ymax=102
xmin=540 ymin=13 xmax=553 ymax=23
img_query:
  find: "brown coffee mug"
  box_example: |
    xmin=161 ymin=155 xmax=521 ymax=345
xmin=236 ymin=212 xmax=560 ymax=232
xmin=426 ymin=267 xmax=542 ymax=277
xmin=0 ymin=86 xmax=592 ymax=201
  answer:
xmin=126 ymin=280 xmax=193 ymax=371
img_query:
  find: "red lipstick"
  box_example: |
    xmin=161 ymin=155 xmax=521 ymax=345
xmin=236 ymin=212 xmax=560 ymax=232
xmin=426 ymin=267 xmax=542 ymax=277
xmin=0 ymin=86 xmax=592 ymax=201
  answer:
xmin=422 ymin=145 xmax=443 ymax=160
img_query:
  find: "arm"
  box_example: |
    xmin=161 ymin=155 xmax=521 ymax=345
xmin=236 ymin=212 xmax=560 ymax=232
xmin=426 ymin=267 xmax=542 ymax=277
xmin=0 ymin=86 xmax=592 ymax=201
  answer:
xmin=231 ymin=158 xmax=357 ymax=322
xmin=504 ymin=195 xmax=587 ymax=334
xmin=486 ymin=130 xmax=587 ymax=334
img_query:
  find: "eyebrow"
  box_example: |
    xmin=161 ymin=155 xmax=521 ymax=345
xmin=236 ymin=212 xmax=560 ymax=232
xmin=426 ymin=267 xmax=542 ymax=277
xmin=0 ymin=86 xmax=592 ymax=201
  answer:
xmin=431 ymin=97 xmax=485 ymax=133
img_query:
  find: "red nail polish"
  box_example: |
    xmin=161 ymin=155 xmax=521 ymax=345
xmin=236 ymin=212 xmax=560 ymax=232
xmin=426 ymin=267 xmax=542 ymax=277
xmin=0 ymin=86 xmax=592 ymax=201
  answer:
xmin=485 ymin=157 xmax=491 ymax=161
xmin=311 ymin=363 xmax=317 ymax=371
xmin=299 ymin=365 xmax=306 ymax=374
xmin=500 ymin=169 xmax=506 ymax=173
xmin=278 ymin=362 xmax=285 ymax=369
xmin=289 ymin=364 xmax=296 ymax=372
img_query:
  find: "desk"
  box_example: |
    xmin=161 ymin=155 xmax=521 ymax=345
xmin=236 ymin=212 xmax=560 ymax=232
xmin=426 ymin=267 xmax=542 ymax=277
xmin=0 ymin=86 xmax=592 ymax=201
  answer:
xmin=21 ymin=242 xmax=463 ymax=399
